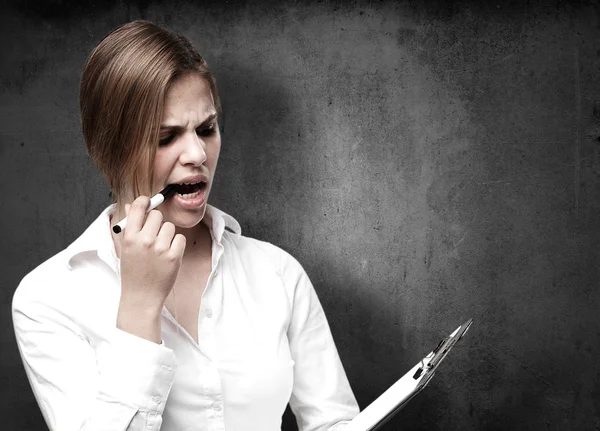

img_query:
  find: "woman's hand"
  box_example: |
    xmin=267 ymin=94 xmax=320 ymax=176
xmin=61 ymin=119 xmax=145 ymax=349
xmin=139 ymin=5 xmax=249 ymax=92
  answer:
xmin=116 ymin=196 xmax=186 ymax=343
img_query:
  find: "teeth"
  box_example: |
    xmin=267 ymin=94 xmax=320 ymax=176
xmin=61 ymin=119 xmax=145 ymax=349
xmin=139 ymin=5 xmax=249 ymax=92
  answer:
xmin=178 ymin=190 xmax=202 ymax=199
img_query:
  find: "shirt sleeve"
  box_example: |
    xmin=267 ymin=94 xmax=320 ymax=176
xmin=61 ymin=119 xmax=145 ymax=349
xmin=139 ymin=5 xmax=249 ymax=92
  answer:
xmin=281 ymin=250 xmax=360 ymax=431
xmin=12 ymin=277 xmax=177 ymax=431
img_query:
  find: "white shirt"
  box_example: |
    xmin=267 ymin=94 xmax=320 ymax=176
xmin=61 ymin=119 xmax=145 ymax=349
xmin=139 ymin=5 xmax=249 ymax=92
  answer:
xmin=12 ymin=204 xmax=359 ymax=431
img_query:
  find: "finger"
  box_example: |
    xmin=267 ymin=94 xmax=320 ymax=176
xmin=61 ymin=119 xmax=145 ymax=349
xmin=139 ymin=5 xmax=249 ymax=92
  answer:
xmin=124 ymin=203 xmax=131 ymax=215
xmin=125 ymin=196 xmax=151 ymax=234
xmin=141 ymin=209 xmax=163 ymax=238
xmin=169 ymin=233 xmax=186 ymax=259
xmin=155 ymin=221 xmax=176 ymax=253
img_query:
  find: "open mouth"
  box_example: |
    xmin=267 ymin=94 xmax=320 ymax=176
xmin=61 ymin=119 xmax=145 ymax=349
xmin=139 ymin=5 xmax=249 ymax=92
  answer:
xmin=171 ymin=181 xmax=207 ymax=199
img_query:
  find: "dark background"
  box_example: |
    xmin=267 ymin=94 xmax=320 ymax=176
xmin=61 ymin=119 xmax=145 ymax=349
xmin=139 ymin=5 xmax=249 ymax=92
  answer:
xmin=1 ymin=0 xmax=599 ymax=430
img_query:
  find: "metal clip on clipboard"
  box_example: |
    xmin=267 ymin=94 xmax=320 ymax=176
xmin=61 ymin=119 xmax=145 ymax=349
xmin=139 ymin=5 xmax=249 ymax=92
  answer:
xmin=345 ymin=319 xmax=473 ymax=431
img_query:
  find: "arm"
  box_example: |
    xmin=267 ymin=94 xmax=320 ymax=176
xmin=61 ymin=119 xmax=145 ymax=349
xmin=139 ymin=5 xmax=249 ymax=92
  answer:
xmin=12 ymin=278 xmax=177 ymax=431
xmin=282 ymin=251 xmax=360 ymax=431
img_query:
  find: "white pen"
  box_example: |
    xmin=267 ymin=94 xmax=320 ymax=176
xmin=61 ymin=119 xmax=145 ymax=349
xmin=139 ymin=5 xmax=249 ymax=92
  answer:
xmin=112 ymin=185 xmax=178 ymax=234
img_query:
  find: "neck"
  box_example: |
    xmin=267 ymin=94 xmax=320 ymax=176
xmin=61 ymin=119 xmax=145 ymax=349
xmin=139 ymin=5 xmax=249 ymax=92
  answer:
xmin=179 ymin=222 xmax=213 ymax=260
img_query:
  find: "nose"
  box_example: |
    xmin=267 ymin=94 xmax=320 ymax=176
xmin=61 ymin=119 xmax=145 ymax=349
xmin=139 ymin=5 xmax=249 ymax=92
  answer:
xmin=178 ymin=131 xmax=207 ymax=166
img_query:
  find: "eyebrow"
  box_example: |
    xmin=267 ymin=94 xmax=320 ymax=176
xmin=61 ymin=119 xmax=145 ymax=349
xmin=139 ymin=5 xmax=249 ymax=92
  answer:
xmin=160 ymin=113 xmax=218 ymax=131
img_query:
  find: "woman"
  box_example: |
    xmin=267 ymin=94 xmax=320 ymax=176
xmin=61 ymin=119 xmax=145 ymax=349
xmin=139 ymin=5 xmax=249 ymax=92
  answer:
xmin=12 ymin=21 xmax=359 ymax=431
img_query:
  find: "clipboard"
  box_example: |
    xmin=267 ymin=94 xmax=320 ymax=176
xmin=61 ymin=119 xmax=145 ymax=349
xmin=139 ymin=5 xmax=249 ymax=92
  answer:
xmin=345 ymin=319 xmax=473 ymax=431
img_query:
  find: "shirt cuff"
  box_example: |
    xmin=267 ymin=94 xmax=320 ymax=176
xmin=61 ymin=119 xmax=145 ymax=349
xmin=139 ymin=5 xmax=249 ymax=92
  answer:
xmin=96 ymin=327 xmax=177 ymax=415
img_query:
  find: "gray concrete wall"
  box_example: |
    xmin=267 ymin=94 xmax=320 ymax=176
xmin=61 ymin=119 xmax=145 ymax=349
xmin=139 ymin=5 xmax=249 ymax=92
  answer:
xmin=2 ymin=1 xmax=599 ymax=429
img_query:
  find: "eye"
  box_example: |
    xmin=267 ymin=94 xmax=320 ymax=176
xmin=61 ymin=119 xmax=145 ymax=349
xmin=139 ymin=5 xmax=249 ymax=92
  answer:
xmin=196 ymin=123 xmax=217 ymax=137
xmin=158 ymin=135 xmax=174 ymax=147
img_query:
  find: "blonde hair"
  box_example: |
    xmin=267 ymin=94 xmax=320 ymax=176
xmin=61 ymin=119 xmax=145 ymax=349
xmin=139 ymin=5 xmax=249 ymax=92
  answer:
xmin=80 ymin=20 xmax=220 ymax=207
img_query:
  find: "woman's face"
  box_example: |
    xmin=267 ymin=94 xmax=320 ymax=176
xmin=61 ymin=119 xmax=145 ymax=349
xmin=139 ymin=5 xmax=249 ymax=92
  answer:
xmin=151 ymin=73 xmax=221 ymax=229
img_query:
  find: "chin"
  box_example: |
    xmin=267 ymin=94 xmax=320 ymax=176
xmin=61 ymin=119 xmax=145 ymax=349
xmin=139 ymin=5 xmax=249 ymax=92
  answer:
xmin=175 ymin=219 xmax=203 ymax=229
xmin=169 ymin=209 xmax=207 ymax=230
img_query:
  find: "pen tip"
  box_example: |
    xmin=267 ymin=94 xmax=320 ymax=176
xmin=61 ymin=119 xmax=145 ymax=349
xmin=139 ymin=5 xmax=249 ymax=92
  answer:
xmin=162 ymin=184 xmax=178 ymax=199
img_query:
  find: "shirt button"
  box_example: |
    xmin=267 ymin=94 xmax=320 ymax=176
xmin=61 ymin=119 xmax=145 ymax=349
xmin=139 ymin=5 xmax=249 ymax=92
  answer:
xmin=206 ymin=309 xmax=213 ymax=318
xmin=151 ymin=396 xmax=161 ymax=404
xmin=213 ymin=403 xmax=222 ymax=412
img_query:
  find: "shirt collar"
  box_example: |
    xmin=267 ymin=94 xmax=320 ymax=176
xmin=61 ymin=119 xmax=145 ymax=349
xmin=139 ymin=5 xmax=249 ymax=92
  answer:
xmin=64 ymin=204 xmax=242 ymax=271
xmin=203 ymin=205 xmax=242 ymax=244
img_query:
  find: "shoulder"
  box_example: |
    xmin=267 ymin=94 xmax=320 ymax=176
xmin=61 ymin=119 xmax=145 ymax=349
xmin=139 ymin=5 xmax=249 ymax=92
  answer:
xmin=12 ymin=248 xmax=83 ymax=337
xmin=225 ymin=233 xmax=313 ymax=302
xmin=225 ymin=232 xmax=303 ymax=274
xmin=13 ymin=206 xmax=115 ymax=322
xmin=226 ymin=233 xmax=283 ymax=257
xmin=207 ymin=205 xmax=299 ymax=271
xmin=205 ymin=204 xmax=311 ymax=289
xmin=14 ymin=249 xmax=73 ymax=306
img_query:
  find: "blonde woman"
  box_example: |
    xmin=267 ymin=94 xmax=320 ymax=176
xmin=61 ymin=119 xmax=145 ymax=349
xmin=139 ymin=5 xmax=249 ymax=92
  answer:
xmin=12 ymin=21 xmax=359 ymax=431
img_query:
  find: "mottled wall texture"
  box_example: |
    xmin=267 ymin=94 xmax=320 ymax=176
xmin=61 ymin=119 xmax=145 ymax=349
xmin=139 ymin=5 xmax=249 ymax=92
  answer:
xmin=1 ymin=0 xmax=599 ymax=429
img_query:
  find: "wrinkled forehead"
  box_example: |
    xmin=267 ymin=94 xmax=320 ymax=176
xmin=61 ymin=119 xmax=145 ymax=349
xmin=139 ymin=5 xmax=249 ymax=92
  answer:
xmin=161 ymin=74 xmax=216 ymax=126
